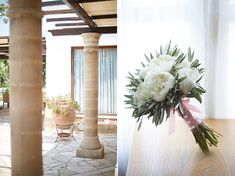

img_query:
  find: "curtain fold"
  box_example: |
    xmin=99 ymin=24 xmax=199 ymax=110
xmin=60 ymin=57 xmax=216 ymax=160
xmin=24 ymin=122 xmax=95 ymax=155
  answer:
xmin=74 ymin=49 xmax=84 ymax=112
xmin=73 ymin=47 xmax=117 ymax=114
xmin=98 ymin=48 xmax=117 ymax=114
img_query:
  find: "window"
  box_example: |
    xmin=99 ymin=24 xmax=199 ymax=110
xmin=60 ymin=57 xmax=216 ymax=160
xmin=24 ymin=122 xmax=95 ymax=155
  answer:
xmin=71 ymin=46 xmax=117 ymax=114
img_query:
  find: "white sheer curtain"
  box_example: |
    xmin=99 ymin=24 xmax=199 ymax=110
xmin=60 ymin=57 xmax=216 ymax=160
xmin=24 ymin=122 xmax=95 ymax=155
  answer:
xmin=73 ymin=47 xmax=117 ymax=114
xmin=74 ymin=49 xmax=84 ymax=112
xmin=98 ymin=48 xmax=117 ymax=114
xmin=118 ymin=0 xmax=235 ymax=175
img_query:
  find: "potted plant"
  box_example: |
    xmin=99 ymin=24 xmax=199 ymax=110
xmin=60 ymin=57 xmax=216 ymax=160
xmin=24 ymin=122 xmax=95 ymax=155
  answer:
xmin=46 ymin=95 xmax=80 ymax=126
xmin=2 ymin=87 xmax=9 ymax=108
xmin=0 ymin=60 xmax=9 ymax=108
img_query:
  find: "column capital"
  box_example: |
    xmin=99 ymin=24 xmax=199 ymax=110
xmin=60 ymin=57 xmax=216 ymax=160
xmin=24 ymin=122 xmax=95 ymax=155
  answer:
xmin=82 ymin=33 xmax=100 ymax=54
xmin=82 ymin=33 xmax=100 ymax=45
xmin=8 ymin=0 xmax=42 ymax=18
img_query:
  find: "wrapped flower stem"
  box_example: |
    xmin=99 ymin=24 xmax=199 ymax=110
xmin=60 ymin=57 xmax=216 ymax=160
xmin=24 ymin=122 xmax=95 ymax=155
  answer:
xmin=178 ymin=102 xmax=221 ymax=153
xmin=191 ymin=123 xmax=220 ymax=153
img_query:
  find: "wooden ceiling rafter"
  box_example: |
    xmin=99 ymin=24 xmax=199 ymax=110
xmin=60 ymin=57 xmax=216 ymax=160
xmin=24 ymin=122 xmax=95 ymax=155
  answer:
xmin=42 ymin=0 xmax=113 ymax=7
xmin=0 ymin=46 xmax=9 ymax=51
xmin=63 ymin=0 xmax=97 ymax=27
xmin=55 ymin=22 xmax=87 ymax=27
xmin=42 ymin=0 xmax=117 ymax=35
xmin=42 ymin=0 xmax=65 ymax=7
xmin=43 ymin=9 xmax=74 ymax=15
xmin=76 ymin=0 xmax=113 ymax=3
xmin=47 ymin=17 xmax=82 ymax=22
xmin=92 ymin=14 xmax=116 ymax=19
xmin=49 ymin=26 xmax=117 ymax=36
xmin=46 ymin=14 xmax=117 ymax=22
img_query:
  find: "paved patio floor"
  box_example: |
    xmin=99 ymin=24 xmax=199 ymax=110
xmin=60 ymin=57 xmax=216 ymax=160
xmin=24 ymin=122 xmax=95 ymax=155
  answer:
xmin=0 ymin=109 xmax=117 ymax=176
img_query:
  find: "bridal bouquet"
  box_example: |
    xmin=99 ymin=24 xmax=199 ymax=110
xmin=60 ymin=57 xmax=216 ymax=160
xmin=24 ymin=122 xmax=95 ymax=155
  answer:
xmin=125 ymin=41 xmax=220 ymax=153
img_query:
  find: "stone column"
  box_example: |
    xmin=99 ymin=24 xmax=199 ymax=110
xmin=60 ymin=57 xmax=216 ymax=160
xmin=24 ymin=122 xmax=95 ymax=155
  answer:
xmin=8 ymin=0 xmax=43 ymax=175
xmin=76 ymin=33 xmax=104 ymax=158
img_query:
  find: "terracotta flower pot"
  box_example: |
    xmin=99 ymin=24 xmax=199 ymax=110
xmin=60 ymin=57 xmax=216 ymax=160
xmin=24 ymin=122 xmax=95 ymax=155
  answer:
xmin=53 ymin=109 xmax=75 ymax=126
xmin=2 ymin=92 xmax=9 ymax=108
xmin=3 ymin=92 xmax=9 ymax=102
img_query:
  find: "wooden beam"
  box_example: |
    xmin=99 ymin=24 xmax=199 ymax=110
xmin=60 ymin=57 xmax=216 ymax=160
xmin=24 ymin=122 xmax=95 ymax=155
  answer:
xmin=46 ymin=14 xmax=117 ymax=22
xmin=0 ymin=46 xmax=9 ymax=51
xmin=55 ymin=22 xmax=86 ymax=27
xmin=0 ymin=55 xmax=8 ymax=60
xmin=92 ymin=14 xmax=117 ymax=19
xmin=63 ymin=0 xmax=97 ymax=27
xmin=43 ymin=9 xmax=74 ymax=15
xmin=42 ymin=0 xmax=113 ymax=7
xmin=47 ymin=17 xmax=81 ymax=22
xmin=76 ymin=0 xmax=113 ymax=2
xmin=42 ymin=0 xmax=65 ymax=7
xmin=49 ymin=26 xmax=117 ymax=36
xmin=0 ymin=51 xmax=9 ymax=53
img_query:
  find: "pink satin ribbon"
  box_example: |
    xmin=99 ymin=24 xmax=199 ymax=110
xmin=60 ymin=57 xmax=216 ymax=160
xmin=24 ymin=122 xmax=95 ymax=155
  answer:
xmin=168 ymin=98 xmax=202 ymax=135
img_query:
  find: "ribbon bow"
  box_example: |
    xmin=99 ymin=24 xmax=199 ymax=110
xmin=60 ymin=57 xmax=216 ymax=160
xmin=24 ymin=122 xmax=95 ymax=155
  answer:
xmin=169 ymin=98 xmax=202 ymax=134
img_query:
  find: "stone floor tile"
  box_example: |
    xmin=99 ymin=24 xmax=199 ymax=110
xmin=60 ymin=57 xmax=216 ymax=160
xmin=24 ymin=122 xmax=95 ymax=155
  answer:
xmin=86 ymin=160 xmax=108 ymax=169
xmin=103 ymin=170 xmax=115 ymax=176
xmin=0 ymin=166 xmax=11 ymax=176
xmin=58 ymin=168 xmax=77 ymax=176
xmin=66 ymin=162 xmax=97 ymax=174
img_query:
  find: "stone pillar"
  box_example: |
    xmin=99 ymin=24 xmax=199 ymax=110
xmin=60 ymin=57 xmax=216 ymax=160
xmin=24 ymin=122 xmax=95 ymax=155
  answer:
xmin=8 ymin=0 xmax=43 ymax=175
xmin=76 ymin=33 xmax=104 ymax=158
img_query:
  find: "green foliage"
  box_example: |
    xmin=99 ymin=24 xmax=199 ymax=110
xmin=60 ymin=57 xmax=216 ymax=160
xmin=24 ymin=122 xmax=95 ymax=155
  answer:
xmin=0 ymin=60 xmax=9 ymax=90
xmin=46 ymin=95 xmax=80 ymax=117
xmin=0 ymin=1 xmax=8 ymax=23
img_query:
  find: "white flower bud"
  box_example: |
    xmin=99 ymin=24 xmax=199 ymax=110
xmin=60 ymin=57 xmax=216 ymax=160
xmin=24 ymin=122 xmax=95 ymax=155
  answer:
xmin=178 ymin=68 xmax=200 ymax=94
xmin=133 ymin=83 xmax=150 ymax=107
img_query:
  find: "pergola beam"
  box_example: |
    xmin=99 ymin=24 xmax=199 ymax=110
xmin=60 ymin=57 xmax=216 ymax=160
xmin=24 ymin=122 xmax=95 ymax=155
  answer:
xmin=63 ymin=0 xmax=97 ymax=27
xmin=47 ymin=17 xmax=82 ymax=22
xmin=92 ymin=14 xmax=117 ymax=19
xmin=0 ymin=46 xmax=9 ymax=51
xmin=46 ymin=14 xmax=117 ymax=22
xmin=76 ymin=0 xmax=113 ymax=2
xmin=42 ymin=0 xmax=113 ymax=7
xmin=43 ymin=9 xmax=74 ymax=15
xmin=55 ymin=22 xmax=86 ymax=26
xmin=42 ymin=0 xmax=65 ymax=7
xmin=49 ymin=26 xmax=117 ymax=35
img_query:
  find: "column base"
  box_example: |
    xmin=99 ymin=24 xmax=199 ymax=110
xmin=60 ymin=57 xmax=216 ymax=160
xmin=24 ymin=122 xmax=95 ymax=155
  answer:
xmin=76 ymin=145 xmax=104 ymax=159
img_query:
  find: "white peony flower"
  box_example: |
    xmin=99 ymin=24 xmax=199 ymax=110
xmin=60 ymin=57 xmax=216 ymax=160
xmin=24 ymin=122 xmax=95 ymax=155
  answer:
xmin=178 ymin=67 xmax=200 ymax=94
xmin=133 ymin=83 xmax=151 ymax=107
xmin=149 ymin=55 xmax=176 ymax=73
xmin=144 ymin=71 xmax=175 ymax=102
xmin=139 ymin=66 xmax=150 ymax=79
